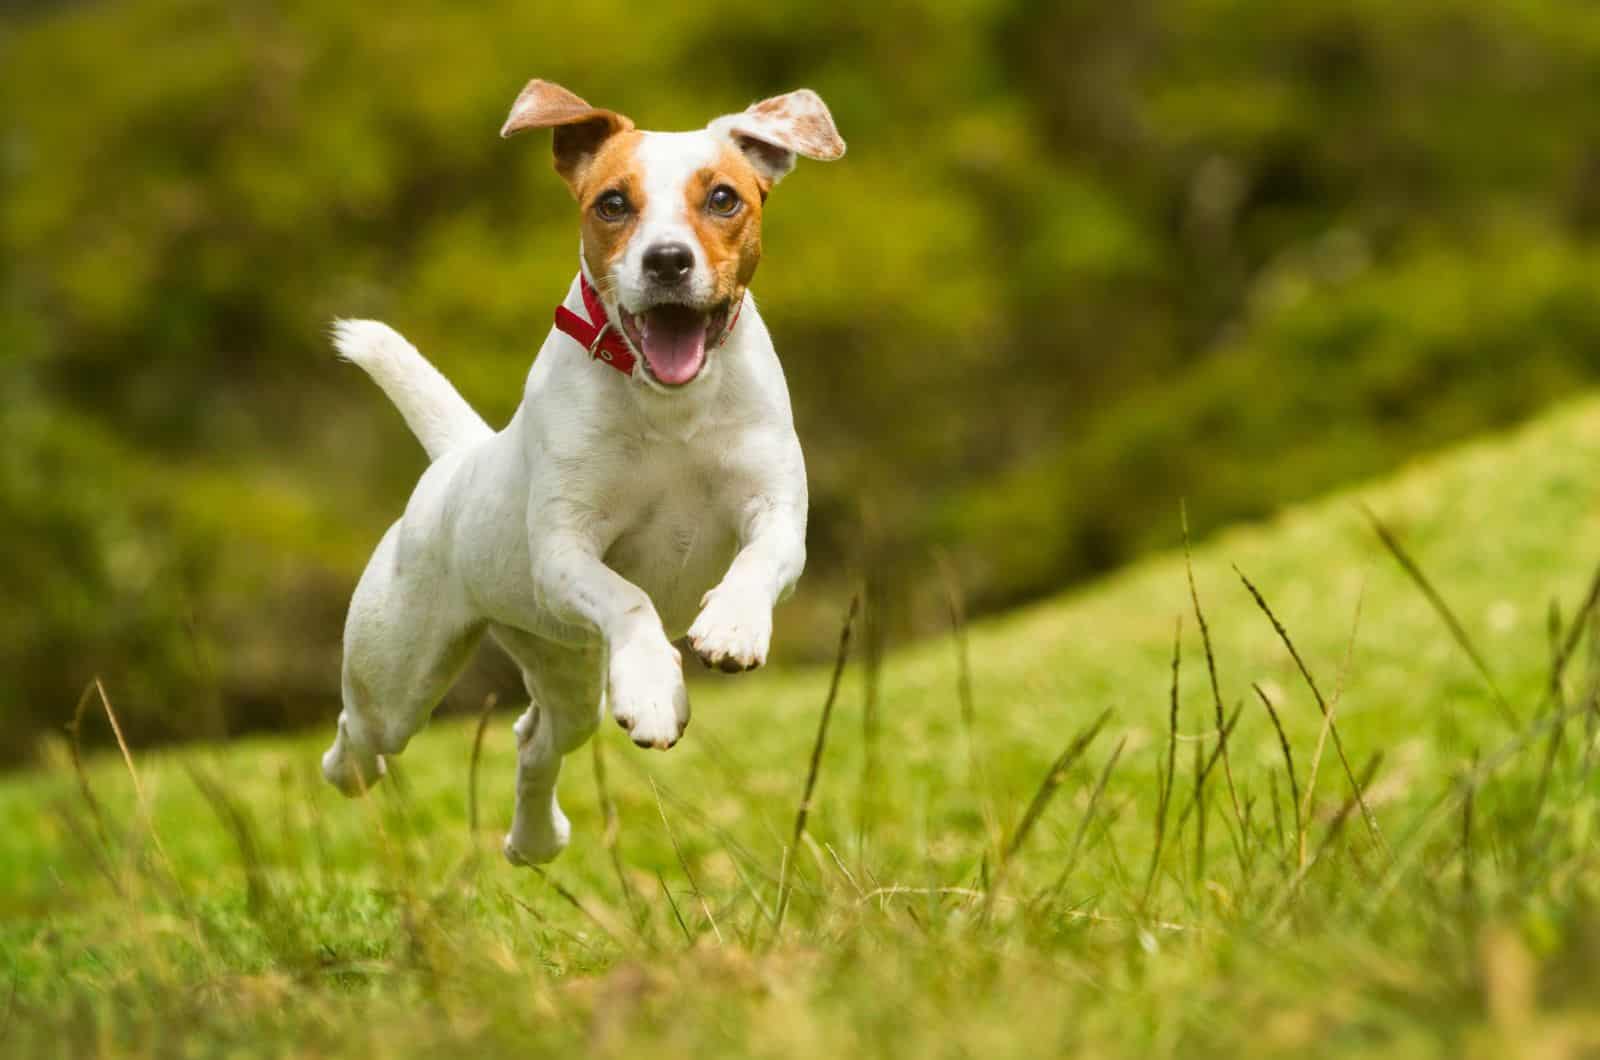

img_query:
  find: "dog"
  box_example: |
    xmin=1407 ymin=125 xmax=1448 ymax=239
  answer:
xmin=320 ymin=79 xmax=844 ymax=867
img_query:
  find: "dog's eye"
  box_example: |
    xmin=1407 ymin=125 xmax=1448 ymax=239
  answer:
xmin=594 ymin=191 xmax=631 ymax=222
xmin=706 ymin=185 xmax=741 ymax=217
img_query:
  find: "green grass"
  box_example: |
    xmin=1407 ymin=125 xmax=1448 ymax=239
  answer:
xmin=4 ymin=399 xmax=1600 ymax=1057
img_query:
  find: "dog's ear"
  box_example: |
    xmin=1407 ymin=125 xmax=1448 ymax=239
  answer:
xmin=708 ymin=89 xmax=845 ymax=186
xmin=501 ymin=79 xmax=634 ymax=187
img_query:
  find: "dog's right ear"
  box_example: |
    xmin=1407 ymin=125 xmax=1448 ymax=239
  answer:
xmin=500 ymin=79 xmax=634 ymax=189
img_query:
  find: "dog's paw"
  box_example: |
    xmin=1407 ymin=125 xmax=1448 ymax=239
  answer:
xmin=503 ymin=809 xmax=571 ymax=867
xmin=688 ymin=585 xmax=772 ymax=673
xmin=608 ymin=632 xmax=690 ymax=749
xmin=321 ymin=737 xmax=387 ymax=797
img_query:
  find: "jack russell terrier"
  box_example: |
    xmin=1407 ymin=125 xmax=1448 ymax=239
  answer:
xmin=321 ymin=79 xmax=844 ymax=867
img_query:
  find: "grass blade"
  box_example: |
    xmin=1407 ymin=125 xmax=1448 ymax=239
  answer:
xmin=1057 ymin=736 xmax=1126 ymax=892
xmin=1253 ymin=682 xmax=1303 ymax=869
xmin=1174 ymin=702 xmax=1244 ymax=835
xmin=1234 ymin=566 xmax=1386 ymax=856
xmin=656 ymin=869 xmax=693 ymax=946
xmin=1004 ymin=707 xmax=1114 ymax=865
xmin=530 ymin=868 xmax=624 ymax=945
xmin=938 ymin=551 xmax=1001 ymax=861
xmin=986 ymin=707 xmax=1112 ymax=917
xmin=1142 ymin=616 xmax=1183 ymax=908
xmin=650 ymin=776 xmax=721 ymax=944
xmin=1183 ymin=504 xmax=1246 ymax=861
xmin=1362 ymin=505 xmax=1518 ymax=728
xmin=775 ymin=594 xmax=859 ymax=932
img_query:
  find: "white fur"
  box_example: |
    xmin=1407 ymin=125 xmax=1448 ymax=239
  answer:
xmin=331 ymin=320 xmax=492 ymax=460
xmin=612 ymin=132 xmax=724 ymax=313
xmin=321 ymin=127 xmax=810 ymax=869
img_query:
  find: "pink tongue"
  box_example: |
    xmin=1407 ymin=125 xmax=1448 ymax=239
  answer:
xmin=640 ymin=308 xmax=708 ymax=385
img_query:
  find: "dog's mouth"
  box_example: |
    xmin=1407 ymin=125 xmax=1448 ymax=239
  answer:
xmin=618 ymin=301 xmax=731 ymax=387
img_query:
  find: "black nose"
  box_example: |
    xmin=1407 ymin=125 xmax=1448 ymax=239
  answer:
xmin=642 ymin=242 xmax=694 ymax=285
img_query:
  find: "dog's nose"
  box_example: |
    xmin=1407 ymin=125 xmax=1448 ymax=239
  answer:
xmin=642 ymin=242 xmax=694 ymax=285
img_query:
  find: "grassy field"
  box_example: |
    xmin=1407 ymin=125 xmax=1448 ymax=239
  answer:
xmin=3 ymin=399 xmax=1599 ymax=1058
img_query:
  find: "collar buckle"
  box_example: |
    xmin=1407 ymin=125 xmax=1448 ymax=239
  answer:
xmin=553 ymin=275 xmax=640 ymax=378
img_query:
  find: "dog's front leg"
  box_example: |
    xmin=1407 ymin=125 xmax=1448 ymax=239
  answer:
xmin=689 ymin=499 xmax=806 ymax=673
xmin=533 ymin=536 xmax=689 ymax=749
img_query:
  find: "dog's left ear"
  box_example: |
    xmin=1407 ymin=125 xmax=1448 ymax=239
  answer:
xmin=708 ymin=89 xmax=846 ymax=186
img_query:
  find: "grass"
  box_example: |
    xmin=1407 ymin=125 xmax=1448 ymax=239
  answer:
xmin=3 ymin=398 xmax=1600 ymax=1057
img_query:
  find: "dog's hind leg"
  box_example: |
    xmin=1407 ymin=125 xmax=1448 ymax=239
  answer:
xmin=501 ymin=701 xmax=570 ymax=865
xmin=496 ymin=631 xmax=603 ymax=865
xmin=323 ymin=523 xmax=484 ymax=796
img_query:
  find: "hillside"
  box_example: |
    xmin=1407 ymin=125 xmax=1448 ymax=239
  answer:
xmin=1 ymin=397 xmax=1597 ymax=1056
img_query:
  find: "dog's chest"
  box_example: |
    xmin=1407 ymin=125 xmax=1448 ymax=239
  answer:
xmin=601 ymin=450 xmax=740 ymax=636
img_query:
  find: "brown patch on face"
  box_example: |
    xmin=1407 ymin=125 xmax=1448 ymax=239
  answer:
xmin=683 ymin=145 xmax=767 ymax=305
xmin=568 ymin=130 xmax=647 ymax=287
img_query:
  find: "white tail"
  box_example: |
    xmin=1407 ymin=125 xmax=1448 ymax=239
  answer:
xmin=331 ymin=319 xmax=493 ymax=460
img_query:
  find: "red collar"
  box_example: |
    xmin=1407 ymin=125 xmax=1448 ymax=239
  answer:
xmin=554 ymin=274 xmax=637 ymax=376
xmin=553 ymin=273 xmax=744 ymax=379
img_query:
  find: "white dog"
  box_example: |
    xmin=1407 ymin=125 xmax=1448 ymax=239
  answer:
xmin=321 ymin=79 xmax=844 ymax=867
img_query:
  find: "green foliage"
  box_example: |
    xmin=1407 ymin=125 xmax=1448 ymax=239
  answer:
xmin=3 ymin=398 xmax=1600 ymax=1056
xmin=4 ymin=0 xmax=1600 ymax=751
xmin=945 ymin=226 xmax=1600 ymax=606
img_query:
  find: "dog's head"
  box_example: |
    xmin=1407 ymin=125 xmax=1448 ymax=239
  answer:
xmin=501 ymin=80 xmax=845 ymax=388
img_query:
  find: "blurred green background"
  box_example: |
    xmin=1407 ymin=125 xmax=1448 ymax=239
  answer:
xmin=4 ymin=0 xmax=1599 ymax=762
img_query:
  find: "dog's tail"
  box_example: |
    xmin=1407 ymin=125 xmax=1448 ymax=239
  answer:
xmin=331 ymin=319 xmax=493 ymax=461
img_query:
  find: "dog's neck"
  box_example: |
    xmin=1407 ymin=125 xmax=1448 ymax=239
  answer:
xmin=555 ymin=272 xmax=751 ymax=439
